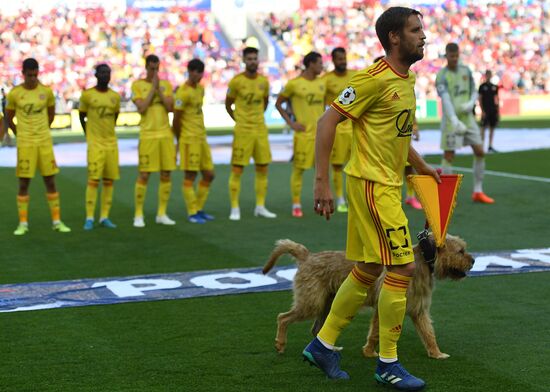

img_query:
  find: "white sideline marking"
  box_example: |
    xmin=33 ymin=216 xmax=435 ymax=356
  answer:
xmin=450 ymin=167 xmax=550 ymax=183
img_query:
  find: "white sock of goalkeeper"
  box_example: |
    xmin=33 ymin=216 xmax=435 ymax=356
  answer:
xmin=473 ymin=157 xmax=485 ymax=193
xmin=441 ymin=158 xmax=453 ymax=174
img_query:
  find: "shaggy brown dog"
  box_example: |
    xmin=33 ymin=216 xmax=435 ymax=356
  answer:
xmin=262 ymin=234 xmax=474 ymax=359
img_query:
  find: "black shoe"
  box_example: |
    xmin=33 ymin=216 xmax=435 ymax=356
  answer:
xmin=488 ymin=146 xmax=498 ymax=153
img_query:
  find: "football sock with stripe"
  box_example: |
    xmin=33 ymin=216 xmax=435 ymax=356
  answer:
xmin=100 ymin=179 xmax=114 ymax=221
xmin=255 ymin=166 xmax=268 ymax=208
xmin=182 ymin=179 xmax=198 ymax=216
xmin=290 ymin=167 xmax=304 ymax=205
xmin=134 ymin=178 xmax=147 ymax=218
xmin=317 ymin=266 xmax=377 ymax=345
xmin=196 ymin=180 xmax=211 ymax=211
xmin=17 ymin=195 xmax=29 ymax=224
xmin=47 ymin=192 xmax=61 ymax=223
xmin=85 ymin=180 xmax=99 ymax=220
xmin=378 ymin=272 xmax=411 ymax=360
xmin=228 ymin=166 xmax=242 ymax=209
xmin=157 ymin=177 xmax=172 ymax=217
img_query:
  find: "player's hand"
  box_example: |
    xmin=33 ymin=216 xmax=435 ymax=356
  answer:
xmin=412 ymin=123 xmax=420 ymax=141
xmin=451 ymin=117 xmax=468 ymax=134
xmin=416 ymin=164 xmax=442 ymax=184
xmin=291 ymin=122 xmax=306 ymax=132
xmin=152 ymin=72 xmax=160 ymax=90
xmin=314 ymin=178 xmax=334 ymax=220
xmin=459 ymin=100 xmax=474 ymax=114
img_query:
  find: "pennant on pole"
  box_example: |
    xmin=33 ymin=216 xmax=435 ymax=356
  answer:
xmin=408 ymin=174 xmax=463 ymax=247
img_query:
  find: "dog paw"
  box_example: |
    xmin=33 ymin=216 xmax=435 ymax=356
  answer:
xmin=275 ymin=341 xmax=286 ymax=354
xmin=362 ymin=346 xmax=378 ymax=358
xmin=429 ymin=352 xmax=450 ymax=359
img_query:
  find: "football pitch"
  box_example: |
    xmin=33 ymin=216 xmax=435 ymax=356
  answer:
xmin=1 ymin=148 xmax=549 ymax=391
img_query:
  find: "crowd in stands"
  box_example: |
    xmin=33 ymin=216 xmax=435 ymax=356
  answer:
xmin=259 ymin=1 xmax=550 ymax=99
xmin=1 ymin=2 xmax=548 ymax=112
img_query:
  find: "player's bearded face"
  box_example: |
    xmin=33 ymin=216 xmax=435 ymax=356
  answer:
xmin=244 ymin=54 xmax=258 ymax=73
xmin=22 ymin=69 xmax=39 ymax=88
xmin=333 ymin=52 xmax=347 ymax=73
xmin=400 ymin=15 xmax=426 ymax=65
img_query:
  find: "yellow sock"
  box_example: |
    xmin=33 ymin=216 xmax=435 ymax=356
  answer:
xmin=47 ymin=192 xmax=61 ymax=223
xmin=86 ymin=180 xmax=99 ymax=219
xmin=290 ymin=167 xmax=304 ymax=205
xmin=318 ymin=266 xmax=377 ymax=345
xmin=255 ymin=166 xmax=268 ymax=207
xmin=100 ymin=180 xmax=114 ymax=220
xmin=182 ymin=179 xmax=198 ymax=216
xmin=378 ymin=272 xmax=411 ymax=359
xmin=134 ymin=179 xmax=147 ymax=218
xmin=196 ymin=180 xmax=211 ymax=211
xmin=332 ymin=167 xmax=344 ymax=199
xmin=157 ymin=177 xmax=171 ymax=216
xmin=228 ymin=167 xmax=242 ymax=209
xmin=17 ymin=195 xmax=29 ymax=224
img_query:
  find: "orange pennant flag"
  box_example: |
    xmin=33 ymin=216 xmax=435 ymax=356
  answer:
xmin=408 ymin=174 xmax=463 ymax=247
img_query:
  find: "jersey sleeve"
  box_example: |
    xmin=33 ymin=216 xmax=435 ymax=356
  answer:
xmin=46 ymin=88 xmax=55 ymax=107
xmin=227 ymin=77 xmax=238 ymax=99
xmin=6 ymin=90 xmax=16 ymax=110
xmin=173 ymin=87 xmax=185 ymax=111
xmin=280 ymin=79 xmax=295 ymax=98
xmin=435 ymin=70 xmax=449 ymax=97
xmin=331 ymin=73 xmax=380 ymax=121
xmin=160 ymin=80 xmax=172 ymax=97
xmin=79 ymin=90 xmax=89 ymax=112
xmin=131 ymin=81 xmax=143 ymax=102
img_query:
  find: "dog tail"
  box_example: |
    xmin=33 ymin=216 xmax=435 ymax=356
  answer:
xmin=262 ymin=239 xmax=309 ymax=274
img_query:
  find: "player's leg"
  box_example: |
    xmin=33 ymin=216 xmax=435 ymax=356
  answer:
xmin=488 ymin=114 xmax=498 ymax=152
xmin=228 ymin=165 xmax=243 ymax=220
xmin=182 ymin=170 xmax=202 ymax=223
xmin=14 ymin=145 xmax=34 ymax=235
xmin=84 ymin=147 xmax=102 ymax=230
xmin=135 ymin=138 xmax=154 ymax=227
xmin=39 ymin=144 xmax=69 ymax=232
xmin=290 ymin=136 xmax=313 ymax=217
xmin=330 ymin=131 xmax=351 ymax=212
xmin=441 ymin=150 xmax=455 ymax=174
xmin=471 ymin=143 xmax=494 ymax=204
xmin=374 ymin=185 xmax=425 ymax=390
xmin=14 ymin=177 xmax=31 ymax=235
xmin=196 ymin=140 xmax=215 ymax=221
xmin=99 ymin=148 xmax=119 ymax=228
xmin=253 ymin=134 xmax=276 ymax=218
xmin=156 ymin=137 xmax=177 ymax=225
xmin=303 ymin=176 xmax=381 ymax=379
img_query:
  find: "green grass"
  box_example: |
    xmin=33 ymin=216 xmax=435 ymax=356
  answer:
xmin=1 ymin=149 xmax=550 ymax=391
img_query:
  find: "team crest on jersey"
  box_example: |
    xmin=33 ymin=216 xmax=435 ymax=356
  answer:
xmin=338 ymin=87 xmax=356 ymax=105
xmin=175 ymin=99 xmax=183 ymax=107
xmin=39 ymin=94 xmax=45 ymax=100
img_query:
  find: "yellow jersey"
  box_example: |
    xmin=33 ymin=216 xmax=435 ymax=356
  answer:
xmin=6 ymin=83 xmax=55 ymax=147
xmin=79 ymin=87 xmax=121 ymax=149
xmin=331 ymin=60 xmax=416 ymax=186
xmin=227 ymin=73 xmax=269 ymax=134
xmin=131 ymin=79 xmax=172 ymax=139
xmin=174 ymin=83 xmax=206 ymax=140
xmin=322 ymin=70 xmax=358 ymax=134
xmin=280 ymin=76 xmax=326 ymax=138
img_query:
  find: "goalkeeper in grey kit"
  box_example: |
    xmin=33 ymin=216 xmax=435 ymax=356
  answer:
xmin=436 ymin=42 xmax=494 ymax=204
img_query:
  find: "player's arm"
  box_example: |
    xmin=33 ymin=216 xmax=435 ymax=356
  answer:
xmin=275 ymin=95 xmax=304 ymax=131
xmin=172 ymin=110 xmax=182 ymax=141
xmin=133 ymin=81 xmax=157 ymax=114
xmin=6 ymin=109 xmax=16 ymax=135
xmin=79 ymin=111 xmax=87 ymax=134
xmin=314 ymin=107 xmax=346 ymax=220
xmin=408 ymin=146 xmax=441 ymax=183
xmin=459 ymin=69 xmax=478 ymax=114
xmin=157 ymin=82 xmax=173 ymax=112
xmin=412 ymin=117 xmax=419 ymax=141
xmin=225 ymin=95 xmax=235 ymax=121
xmin=436 ymin=75 xmax=466 ymax=132
xmin=263 ymin=95 xmax=269 ymax=111
xmin=47 ymin=105 xmax=55 ymax=127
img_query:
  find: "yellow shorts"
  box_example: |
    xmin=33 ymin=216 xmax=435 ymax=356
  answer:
xmin=16 ymin=144 xmax=59 ymax=178
xmin=292 ymin=135 xmax=315 ymax=170
xmin=330 ymin=131 xmax=351 ymax=165
xmin=231 ymin=132 xmax=272 ymax=166
xmin=346 ymin=175 xmax=414 ymax=265
xmin=180 ymin=139 xmax=214 ymax=172
xmin=87 ymin=146 xmax=119 ymax=180
xmin=138 ymin=136 xmax=176 ymax=172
